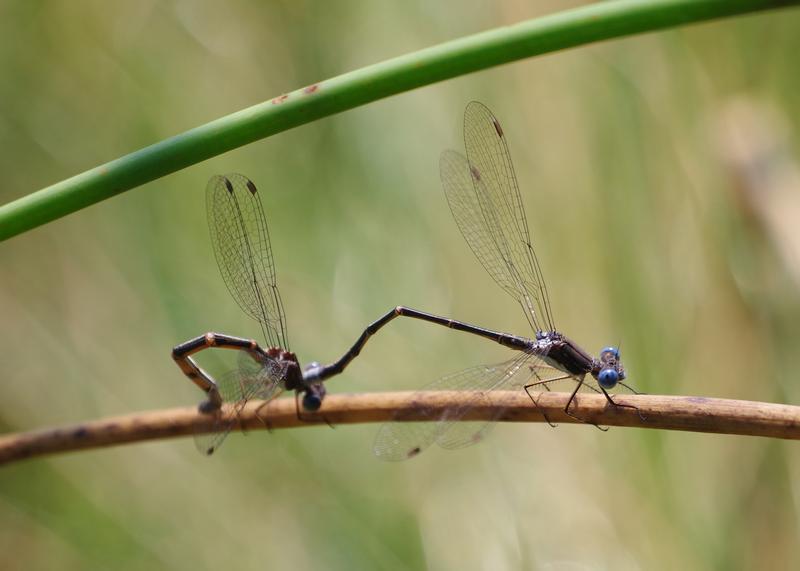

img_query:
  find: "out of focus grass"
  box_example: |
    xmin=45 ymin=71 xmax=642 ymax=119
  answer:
xmin=1 ymin=2 xmax=800 ymax=569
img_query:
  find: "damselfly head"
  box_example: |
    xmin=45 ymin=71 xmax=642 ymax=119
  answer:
xmin=597 ymin=367 xmax=620 ymax=389
xmin=302 ymin=382 xmax=326 ymax=411
xmin=594 ymin=346 xmax=625 ymax=387
xmin=601 ymin=346 xmax=620 ymax=360
xmin=197 ymin=398 xmax=219 ymax=414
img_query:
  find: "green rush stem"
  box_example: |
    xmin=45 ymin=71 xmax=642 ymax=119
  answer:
xmin=1 ymin=0 xmax=797 ymax=240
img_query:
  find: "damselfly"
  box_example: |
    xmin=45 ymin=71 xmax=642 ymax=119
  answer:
xmin=174 ymin=103 xmax=639 ymax=458
xmin=172 ymin=174 xmax=334 ymax=454
xmin=372 ymin=102 xmax=642 ymax=460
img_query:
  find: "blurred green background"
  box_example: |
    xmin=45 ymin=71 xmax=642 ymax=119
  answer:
xmin=2 ymin=1 xmax=800 ymax=569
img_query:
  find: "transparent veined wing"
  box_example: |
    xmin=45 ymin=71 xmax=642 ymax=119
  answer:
xmin=433 ymin=357 xmax=561 ymax=451
xmin=440 ymin=102 xmax=555 ymax=333
xmin=194 ymin=351 xmax=287 ymax=456
xmin=206 ymin=173 xmax=289 ymax=349
xmin=373 ymin=353 xmax=562 ymax=461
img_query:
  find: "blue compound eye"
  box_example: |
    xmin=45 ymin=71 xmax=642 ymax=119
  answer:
xmin=601 ymin=346 xmax=620 ymax=359
xmin=598 ymin=368 xmax=619 ymax=389
xmin=302 ymin=391 xmax=323 ymax=411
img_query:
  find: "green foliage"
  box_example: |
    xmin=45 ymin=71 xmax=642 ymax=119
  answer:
xmin=0 ymin=0 xmax=794 ymax=241
xmin=1 ymin=1 xmax=799 ymax=569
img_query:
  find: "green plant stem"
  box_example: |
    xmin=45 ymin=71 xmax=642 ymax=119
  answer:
xmin=1 ymin=0 xmax=796 ymax=241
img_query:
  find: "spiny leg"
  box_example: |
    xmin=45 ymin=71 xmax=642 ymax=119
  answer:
xmin=172 ymin=332 xmax=268 ymax=411
xmin=563 ymin=376 xmax=608 ymax=431
xmin=524 ymin=374 xmax=608 ymax=429
xmin=618 ymin=381 xmax=644 ymax=395
xmin=600 ymin=387 xmax=647 ymax=422
xmin=524 ymin=372 xmax=573 ymax=428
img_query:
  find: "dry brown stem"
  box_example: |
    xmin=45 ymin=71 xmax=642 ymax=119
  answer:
xmin=1 ymin=391 xmax=798 ymax=465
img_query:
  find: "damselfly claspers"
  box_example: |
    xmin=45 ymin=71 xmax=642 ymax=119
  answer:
xmin=172 ymin=174 xmax=542 ymax=455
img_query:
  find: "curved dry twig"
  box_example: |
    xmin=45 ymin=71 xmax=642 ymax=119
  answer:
xmin=0 ymin=391 xmax=798 ymax=465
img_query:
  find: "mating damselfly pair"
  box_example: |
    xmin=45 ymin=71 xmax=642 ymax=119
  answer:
xmin=172 ymin=102 xmax=641 ymax=459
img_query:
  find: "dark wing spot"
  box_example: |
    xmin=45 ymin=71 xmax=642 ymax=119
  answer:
xmin=492 ymin=118 xmax=504 ymax=138
xmin=303 ymin=84 xmax=319 ymax=94
xmin=224 ymin=178 xmax=234 ymax=194
xmin=246 ymin=180 xmax=258 ymax=195
xmin=407 ymin=446 xmax=421 ymax=459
